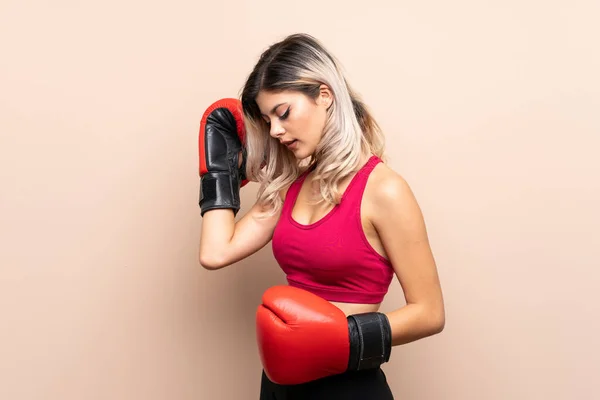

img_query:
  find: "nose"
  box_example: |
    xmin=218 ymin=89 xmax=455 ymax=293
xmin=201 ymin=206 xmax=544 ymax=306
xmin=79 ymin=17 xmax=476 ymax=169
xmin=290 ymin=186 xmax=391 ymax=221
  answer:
xmin=269 ymin=121 xmax=285 ymax=138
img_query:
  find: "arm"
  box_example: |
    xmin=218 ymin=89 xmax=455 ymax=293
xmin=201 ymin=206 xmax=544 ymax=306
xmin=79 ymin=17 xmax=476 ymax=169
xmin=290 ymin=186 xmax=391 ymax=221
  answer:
xmin=371 ymin=171 xmax=445 ymax=346
xmin=199 ymin=200 xmax=282 ymax=270
xmin=197 ymin=97 xmax=282 ymax=269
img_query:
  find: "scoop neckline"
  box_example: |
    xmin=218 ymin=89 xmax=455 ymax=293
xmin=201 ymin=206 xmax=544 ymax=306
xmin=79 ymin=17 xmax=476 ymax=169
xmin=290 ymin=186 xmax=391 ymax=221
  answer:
xmin=287 ymin=155 xmax=377 ymax=229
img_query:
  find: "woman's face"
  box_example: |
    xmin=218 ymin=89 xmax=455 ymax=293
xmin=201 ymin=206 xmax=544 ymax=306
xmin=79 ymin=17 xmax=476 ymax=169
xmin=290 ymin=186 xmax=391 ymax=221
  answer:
xmin=255 ymin=87 xmax=332 ymax=159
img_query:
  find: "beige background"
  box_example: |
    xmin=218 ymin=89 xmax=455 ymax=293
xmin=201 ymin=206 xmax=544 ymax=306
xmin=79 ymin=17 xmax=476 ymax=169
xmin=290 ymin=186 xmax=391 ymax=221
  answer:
xmin=1 ymin=1 xmax=598 ymax=399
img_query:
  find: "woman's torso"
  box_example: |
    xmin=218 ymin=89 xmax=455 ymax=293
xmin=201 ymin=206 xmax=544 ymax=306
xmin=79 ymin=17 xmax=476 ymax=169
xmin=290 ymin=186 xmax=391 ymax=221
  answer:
xmin=275 ymin=154 xmax=392 ymax=316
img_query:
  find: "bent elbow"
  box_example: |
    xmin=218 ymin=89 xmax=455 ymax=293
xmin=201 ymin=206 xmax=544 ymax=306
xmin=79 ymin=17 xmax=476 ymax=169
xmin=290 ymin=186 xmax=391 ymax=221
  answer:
xmin=430 ymin=308 xmax=446 ymax=335
xmin=417 ymin=304 xmax=445 ymax=337
xmin=198 ymin=253 xmax=226 ymax=270
xmin=433 ymin=313 xmax=445 ymax=334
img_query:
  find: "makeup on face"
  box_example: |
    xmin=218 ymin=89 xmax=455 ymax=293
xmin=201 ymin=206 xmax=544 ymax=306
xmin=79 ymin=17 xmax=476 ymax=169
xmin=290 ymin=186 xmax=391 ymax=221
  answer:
xmin=255 ymin=90 xmax=326 ymax=159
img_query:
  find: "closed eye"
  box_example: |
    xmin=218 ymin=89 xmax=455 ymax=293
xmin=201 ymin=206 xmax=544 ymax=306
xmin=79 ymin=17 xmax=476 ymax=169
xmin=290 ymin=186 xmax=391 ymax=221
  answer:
xmin=261 ymin=106 xmax=289 ymax=125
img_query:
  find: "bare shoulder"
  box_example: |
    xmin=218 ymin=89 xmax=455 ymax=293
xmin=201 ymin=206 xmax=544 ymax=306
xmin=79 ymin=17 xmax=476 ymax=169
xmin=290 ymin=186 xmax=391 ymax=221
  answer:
xmin=367 ymin=162 xmax=415 ymax=203
xmin=365 ymin=162 xmax=424 ymax=225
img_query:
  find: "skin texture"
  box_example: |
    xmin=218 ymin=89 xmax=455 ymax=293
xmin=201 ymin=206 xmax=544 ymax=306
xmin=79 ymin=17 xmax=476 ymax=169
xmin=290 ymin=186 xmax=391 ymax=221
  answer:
xmin=199 ymin=87 xmax=445 ymax=347
xmin=256 ymin=86 xmax=332 ymax=160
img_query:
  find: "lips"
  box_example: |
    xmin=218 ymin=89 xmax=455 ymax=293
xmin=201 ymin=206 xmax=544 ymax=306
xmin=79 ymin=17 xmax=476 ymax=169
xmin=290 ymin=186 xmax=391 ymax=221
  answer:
xmin=281 ymin=139 xmax=297 ymax=147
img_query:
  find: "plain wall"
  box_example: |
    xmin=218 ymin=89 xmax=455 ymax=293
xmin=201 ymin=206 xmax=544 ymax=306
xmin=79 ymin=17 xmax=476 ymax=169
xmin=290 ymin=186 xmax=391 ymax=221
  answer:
xmin=1 ymin=1 xmax=598 ymax=399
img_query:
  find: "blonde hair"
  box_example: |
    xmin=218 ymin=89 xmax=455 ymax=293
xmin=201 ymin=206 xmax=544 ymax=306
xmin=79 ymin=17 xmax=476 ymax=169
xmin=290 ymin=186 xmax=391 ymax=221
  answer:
xmin=240 ymin=33 xmax=385 ymax=214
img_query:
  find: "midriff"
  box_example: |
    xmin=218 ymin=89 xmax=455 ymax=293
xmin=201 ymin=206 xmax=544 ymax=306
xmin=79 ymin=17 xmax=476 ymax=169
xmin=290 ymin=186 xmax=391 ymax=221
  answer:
xmin=330 ymin=301 xmax=381 ymax=317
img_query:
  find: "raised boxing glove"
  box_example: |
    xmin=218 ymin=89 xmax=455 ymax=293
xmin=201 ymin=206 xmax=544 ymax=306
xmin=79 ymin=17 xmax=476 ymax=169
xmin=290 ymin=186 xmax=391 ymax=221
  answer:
xmin=255 ymin=285 xmax=392 ymax=385
xmin=198 ymin=98 xmax=248 ymax=216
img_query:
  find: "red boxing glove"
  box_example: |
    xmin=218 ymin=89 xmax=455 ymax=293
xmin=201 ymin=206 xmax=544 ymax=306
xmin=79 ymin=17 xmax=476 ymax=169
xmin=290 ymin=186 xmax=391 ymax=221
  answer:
xmin=198 ymin=98 xmax=248 ymax=216
xmin=256 ymin=285 xmax=393 ymax=385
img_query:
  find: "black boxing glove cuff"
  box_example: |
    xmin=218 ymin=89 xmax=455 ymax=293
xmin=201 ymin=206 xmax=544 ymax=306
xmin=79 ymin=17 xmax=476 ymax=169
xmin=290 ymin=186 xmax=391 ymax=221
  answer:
xmin=347 ymin=312 xmax=392 ymax=371
xmin=199 ymin=171 xmax=241 ymax=216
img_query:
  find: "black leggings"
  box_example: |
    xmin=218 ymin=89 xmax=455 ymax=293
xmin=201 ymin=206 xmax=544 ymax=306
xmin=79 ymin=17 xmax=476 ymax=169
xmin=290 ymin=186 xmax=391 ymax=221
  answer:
xmin=259 ymin=368 xmax=394 ymax=400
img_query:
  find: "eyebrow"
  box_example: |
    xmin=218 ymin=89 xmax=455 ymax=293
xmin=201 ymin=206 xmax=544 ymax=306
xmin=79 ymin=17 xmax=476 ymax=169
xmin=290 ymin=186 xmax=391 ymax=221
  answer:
xmin=262 ymin=102 xmax=287 ymax=117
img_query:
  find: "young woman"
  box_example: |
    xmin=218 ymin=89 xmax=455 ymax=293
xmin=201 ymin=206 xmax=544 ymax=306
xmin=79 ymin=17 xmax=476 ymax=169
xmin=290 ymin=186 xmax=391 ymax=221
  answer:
xmin=198 ymin=33 xmax=445 ymax=399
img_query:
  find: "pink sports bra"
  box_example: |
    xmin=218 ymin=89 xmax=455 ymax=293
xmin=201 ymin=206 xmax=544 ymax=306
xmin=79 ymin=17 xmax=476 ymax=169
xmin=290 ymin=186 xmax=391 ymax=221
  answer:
xmin=271 ymin=155 xmax=394 ymax=304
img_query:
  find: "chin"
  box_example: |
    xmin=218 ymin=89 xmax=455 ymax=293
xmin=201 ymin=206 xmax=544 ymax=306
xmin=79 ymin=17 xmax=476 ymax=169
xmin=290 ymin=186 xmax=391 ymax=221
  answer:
xmin=292 ymin=150 xmax=312 ymax=160
xmin=290 ymin=144 xmax=316 ymax=160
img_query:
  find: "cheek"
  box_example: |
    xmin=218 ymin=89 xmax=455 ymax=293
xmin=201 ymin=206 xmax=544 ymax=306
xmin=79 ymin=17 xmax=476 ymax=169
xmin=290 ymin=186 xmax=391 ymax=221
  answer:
xmin=309 ymin=110 xmax=327 ymax=140
xmin=296 ymin=111 xmax=325 ymax=141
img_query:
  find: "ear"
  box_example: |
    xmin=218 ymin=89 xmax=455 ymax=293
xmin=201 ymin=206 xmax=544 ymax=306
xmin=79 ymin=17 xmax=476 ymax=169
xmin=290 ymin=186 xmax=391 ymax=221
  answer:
xmin=318 ymin=84 xmax=334 ymax=109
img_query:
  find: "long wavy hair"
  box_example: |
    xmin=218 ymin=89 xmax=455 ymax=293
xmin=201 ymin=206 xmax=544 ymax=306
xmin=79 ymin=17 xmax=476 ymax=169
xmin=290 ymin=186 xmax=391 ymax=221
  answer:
xmin=240 ymin=33 xmax=385 ymax=215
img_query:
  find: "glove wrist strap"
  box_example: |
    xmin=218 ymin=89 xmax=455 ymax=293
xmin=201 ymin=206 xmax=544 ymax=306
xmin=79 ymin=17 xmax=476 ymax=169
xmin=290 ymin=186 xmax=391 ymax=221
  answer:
xmin=199 ymin=171 xmax=241 ymax=216
xmin=347 ymin=312 xmax=392 ymax=371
